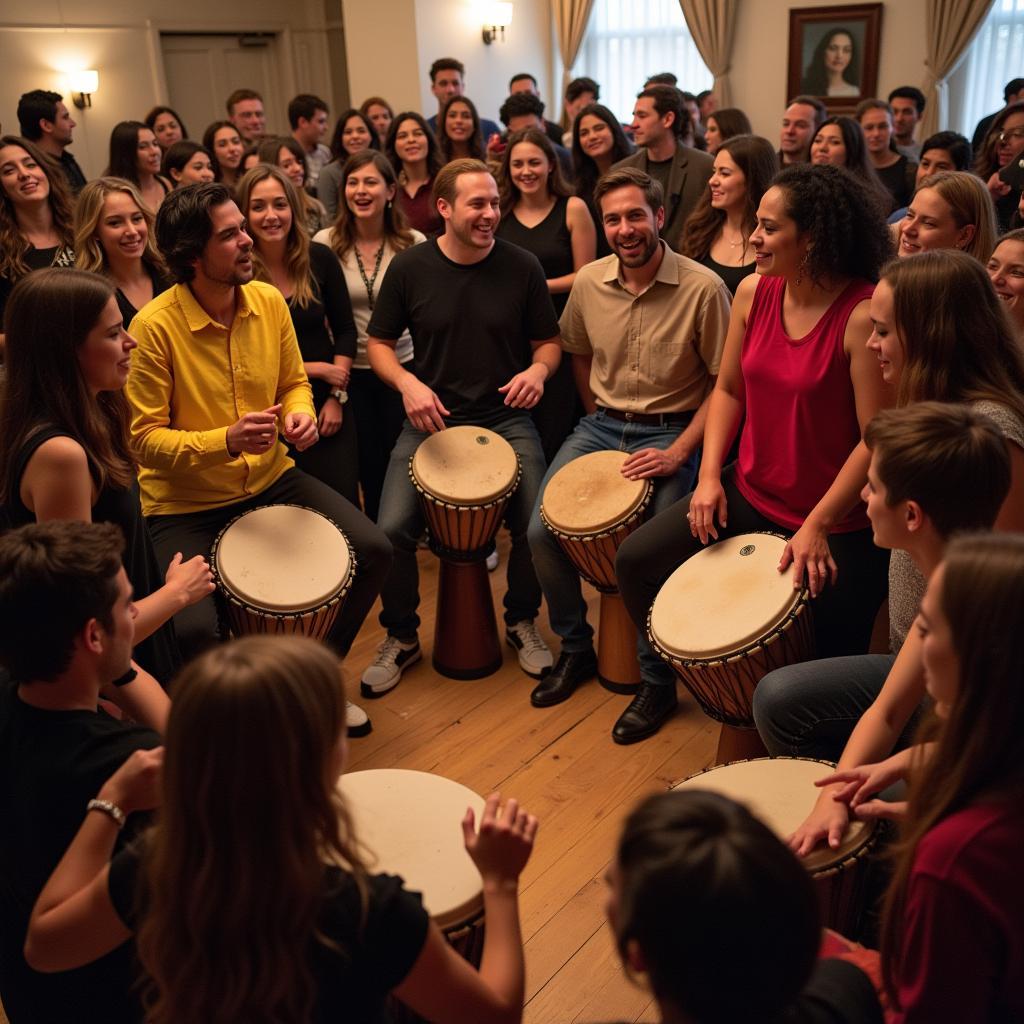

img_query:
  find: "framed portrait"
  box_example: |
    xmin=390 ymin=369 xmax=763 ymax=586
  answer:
xmin=787 ymin=4 xmax=883 ymax=110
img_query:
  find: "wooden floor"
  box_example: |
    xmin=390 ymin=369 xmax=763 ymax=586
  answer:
xmin=344 ymin=534 xmax=719 ymax=1024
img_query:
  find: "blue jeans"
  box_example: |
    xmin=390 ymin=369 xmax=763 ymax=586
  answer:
xmin=527 ymin=410 xmax=698 ymax=677
xmin=377 ymin=412 xmax=547 ymax=638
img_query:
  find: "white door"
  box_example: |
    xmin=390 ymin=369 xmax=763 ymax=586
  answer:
xmin=160 ymin=33 xmax=288 ymax=142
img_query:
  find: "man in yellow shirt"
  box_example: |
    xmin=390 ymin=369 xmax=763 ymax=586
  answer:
xmin=127 ymin=183 xmax=391 ymax=735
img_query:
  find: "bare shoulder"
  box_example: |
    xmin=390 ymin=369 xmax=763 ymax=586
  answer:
xmin=31 ymin=435 xmax=89 ymax=473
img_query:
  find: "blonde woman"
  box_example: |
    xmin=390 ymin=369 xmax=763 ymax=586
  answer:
xmin=896 ymin=170 xmax=998 ymax=262
xmin=74 ymin=177 xmax=170 ymax=327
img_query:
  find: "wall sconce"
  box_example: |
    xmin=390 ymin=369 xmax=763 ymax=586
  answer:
xmin=482 ymin=2 xmax=513 ymax=44
xmin=68 ymin=70 xmax=99 ymax=109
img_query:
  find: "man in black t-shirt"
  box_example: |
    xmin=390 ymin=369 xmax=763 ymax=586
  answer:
xmin=362 ymin=159 xmax=561 ymax=695
xmin=16 ymin=89 xmax=87 ymax=195
xmin=0 ymin=521 xmax=160 ymax=1024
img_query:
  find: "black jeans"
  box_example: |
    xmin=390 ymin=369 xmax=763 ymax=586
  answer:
xmin=615 ymin=466 xmax=889 ymax=687
xmin=147 ymin=468 xmax=392 ymax=662
xmin=349 ymin=367 xmax=406 ymax=522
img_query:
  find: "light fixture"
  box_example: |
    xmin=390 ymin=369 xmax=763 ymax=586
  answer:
xmin=68 ymin=69 xmax=98 ymax=109
xmin=482 ymin=2 xmax=513 ymax=44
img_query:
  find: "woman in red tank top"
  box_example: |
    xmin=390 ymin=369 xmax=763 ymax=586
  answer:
xmin=617 ymin=166 xmax=895 ymax=725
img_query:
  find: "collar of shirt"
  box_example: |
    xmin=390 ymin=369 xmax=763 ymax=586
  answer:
xmin=176 ymin=281 xmax=259 ymax=333
xmin=602 ymin=240 xmax=680 ymax=295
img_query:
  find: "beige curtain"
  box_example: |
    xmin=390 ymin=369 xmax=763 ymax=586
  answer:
xmin=552 ymin=0 xmax=598 ymax=102
xmin=677 ymin=0 xmax=739 ymax=106
xmin=920 ymin=0 xmax=993 ymax=137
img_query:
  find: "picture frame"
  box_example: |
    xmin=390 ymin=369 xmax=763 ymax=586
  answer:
xmin=787 ymin=4 xmax=883 ymax=110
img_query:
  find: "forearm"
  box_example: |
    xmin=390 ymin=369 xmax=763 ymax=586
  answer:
xmin=697 ymin=387 xmax=744 ymax=481
xmin=367 ymin=338 xmax=414 ymax=392
xmin=530 ymin=339 xmax=562 ymax=379
xmin=100 ymin=663 xmax=169 ymax=734
xmin=805 ymin=440 xmax=870 ymax=531
xmin=546 ymin=272 xmax=576 ymax=295
xmin=32 ymin=813 xmax=119 ymax=923
xmin=478 ymin=886 xmax=525 ymax=1015
xmin=667 ymin=389 xmax=714 ymax=461
xmin=132 ymin=587 xmax=190 ymax=644
xmin=570 ymin=354 xmax=596 ymax=414
xmin=133 ymin=424 xmax=233 ymax=471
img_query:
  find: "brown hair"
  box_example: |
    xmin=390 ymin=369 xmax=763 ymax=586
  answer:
xmin=973 ymin=100 xmax=1024 ymax=179
xmin=910 ymin=170 xmax=997 ymax=262
xmin=882 ymin=249 xmax=1024 ymax=420
xmin=497 ymin=128 xmax=571 ymax=218
xmin=680 ymin=134 xmax=779 ymax=262
xmin=326 ymin=150 xmax=416 ymax=259
xmin=136 ymin=635 xmax=370 ymax=1024
xmin=73 ymin=177 xmax=167 ymax=278
xmin=0 ymin=135 xmax=75 ymax=282
xmin=705 ymin=108 xmax=753 ymax=149
xmin=592 ymin=166 xmax=664 ymax=218
xmin=437 ymin=96 xmax=485 ymax=163
xmin=432 ymin=157 xmax=491 ymax=207
xmin=864 ymin=402 xmax=1010 ymax=537
xmin=0 ymin=268 xmax=135 ymax=503
xmin=236 ymin=164 xmax=316 ymax=308
xmin=880 ymin=532 xmax=1024 ymax=1006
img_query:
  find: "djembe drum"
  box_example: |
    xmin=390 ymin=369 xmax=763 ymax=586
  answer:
xmin=648 ymin=532 xmax=814 ymax=763
xmin=410 ymin=426 xmax=520 ymax=679
xmin=211 ymin=504 xmax=355 ymax=639
xmin=540 ymin=450 xmax=652 ymax=692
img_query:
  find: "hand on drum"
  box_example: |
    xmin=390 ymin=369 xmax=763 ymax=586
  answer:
xmin=284 ymin=412 xmax=319 ymax=451
xmin=788 ymin=789 xmax=851 ymax=856
xmin=317 ymin=397 xmax=343 ymax=438
xmin=401 ymin=377 xmax=450 ymax=433
xmin=816 ymin=755 xmax=910 ymax=824
xmin=779 ymin=521 xmax=837 ymax=597
xmin=97 ymin=746 xmax=164 ymax=816
xmin=462 ymin=792 xmax=538 ymax=887
xmin=687 ymin=477 xmax=728 ymax=544
xmin=622 ymin=447 xmax=682 ymax=480
xmin=498 ymin=364 xmax=546 ymax=409
xmin=164 ymin=551 xmax=215 ymax=607
xmin=226 ymin=404 xmax=282 ymax=456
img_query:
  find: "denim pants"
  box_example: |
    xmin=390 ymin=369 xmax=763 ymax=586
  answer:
xmin=376 ymin=412 xmax=547 ymax=638
xmin=527 ymin=410 xmax=698 ymax=678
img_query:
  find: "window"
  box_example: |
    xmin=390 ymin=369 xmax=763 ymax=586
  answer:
xmin=574 ymin=0 xmax=713 ymax=124
xmin=947 ymin=0 xmax=1024 ymax=141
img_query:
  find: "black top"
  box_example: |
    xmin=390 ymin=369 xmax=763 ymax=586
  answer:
xmin=288 ymin=242 xmax=358 ymax=409
xmin=592 ymin=958 xmax=883 ymax=1024
xmin=59 ymin=150 xmax=88 ymax=195
xmin=0 ymin=684 xmax=159 ymax=1024
xmin=367 ymin=237 xmax=559 ymax=426
xmin=115 ymin=265 xmax=171 ymax=329
xmin=3 ymin=425 xmax=182 ymax=682
xmin=875 ymin=155 xmax=917 ymax=213
xmin=697 ymin=252 xmax=756 ymax=297
xmin=109 ymin=846 xmax=430 ymax=1024
xmin=0 ymin=243 xmax=75 ymax=325
xmin=496 ymin=196 xmax=573 ymax=317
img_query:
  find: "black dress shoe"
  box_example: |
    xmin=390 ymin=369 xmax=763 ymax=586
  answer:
xmin=530 ymin=648 xmax=598 ymax=708
xmin=612 ymin=682 xmax=678 ymax=744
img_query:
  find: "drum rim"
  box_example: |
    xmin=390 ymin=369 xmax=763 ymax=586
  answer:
xmin=672 ymin=756 xmax=878 ymax=871
xmin=647 ymin=531 xmax=809 ymax=661
xmin=539 ymin=452 xmax=653 ymax=535
xmin=409 ymin=426 xmax=520 ymax=505
xmin=211 ymin=503 xmax=356 ymax=614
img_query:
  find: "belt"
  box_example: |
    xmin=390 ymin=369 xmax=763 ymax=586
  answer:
xmin=596 ymin=405 xmax=694 ymax=426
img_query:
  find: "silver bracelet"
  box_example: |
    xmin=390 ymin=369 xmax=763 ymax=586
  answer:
xmin=87 ymin=798 xmax=126 ymax=829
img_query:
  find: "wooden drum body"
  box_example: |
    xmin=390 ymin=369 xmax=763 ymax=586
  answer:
xmin=410 ymin=427 xmax=520 ymax=680
xmin=648 ymin=533 xmax=814 ymax=763
xmin=338 ymin=768 xmax=487 ymax=1024
xmin=211 ymin=504 xmax=355 ymax=640
xmin=540 ymin=451 xmax=652 ymax=694
xmin=673 ymin=758 xmax=878 ymax=935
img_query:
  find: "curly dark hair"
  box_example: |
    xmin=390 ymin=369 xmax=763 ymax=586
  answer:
xmin=773 ymin=163 xmax=894 ymax=284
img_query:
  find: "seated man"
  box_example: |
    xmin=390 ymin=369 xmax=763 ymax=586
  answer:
xmin=0 ymin=520 xmax=161 ymax=1024
xmin=362 ymin=159 xmax=561 ymax=695
xmin=526 ymin=167 xmax=730 ymax=744
xmin=752 ymin=402 xmax=1012 ymax=854
xmin=125 ymin=182 xmax=391 ymax=735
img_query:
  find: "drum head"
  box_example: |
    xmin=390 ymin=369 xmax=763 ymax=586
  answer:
xmin=411 ymin=426 xmax=519 ymax=505
xmin=541 ymin=450 xmax=650 ymax=534
xmin=672 ymin=758 xmax=875 ymax=872
xmin=215 ymin=505 xmax=351 ymax=612
xmin=338 ymin=769 xmax=485 ymax=929
xmin=650 ymin=533 xmax=801 ymax=660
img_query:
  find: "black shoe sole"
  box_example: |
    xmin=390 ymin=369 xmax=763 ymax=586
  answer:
xmin=346 ymin=719 xmax=373 ymax=738
xmin=359 ymin=649 xmax=421 ymax=699
xmin=611 ymin=708 xmax=676 ymax=745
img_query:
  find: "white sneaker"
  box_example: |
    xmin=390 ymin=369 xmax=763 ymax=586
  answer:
xmin=486 ymin=549 xmax=499 ymax=571
xmin=360 ymin=635 xmax=421 ymax=697
xmin=346 ymin=700 xmax=372 ymax=737
xmin=505 ymin=620 xmax=553 ymax=679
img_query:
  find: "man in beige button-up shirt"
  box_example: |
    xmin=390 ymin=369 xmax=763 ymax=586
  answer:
xmin=527 ymin=166 xmax=731 ymax=744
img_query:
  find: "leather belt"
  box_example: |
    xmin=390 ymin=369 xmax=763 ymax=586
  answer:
xmin=596 ymin=405 xmax=694 ymax=426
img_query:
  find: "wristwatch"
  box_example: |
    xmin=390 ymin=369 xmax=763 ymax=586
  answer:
xmin=330 ymin=388 xmax=349 ymax=404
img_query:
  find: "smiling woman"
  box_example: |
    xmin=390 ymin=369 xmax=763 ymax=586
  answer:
xmin=105 ymin=121 xmax=172 ymax=214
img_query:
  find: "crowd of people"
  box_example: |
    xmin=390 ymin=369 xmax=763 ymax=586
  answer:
xmin=1 ymin=56 xmax=1023 ymax=1024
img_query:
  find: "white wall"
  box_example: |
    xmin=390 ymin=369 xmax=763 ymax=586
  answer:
xmin=730 ymin=0 xmax=929 ymax=141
